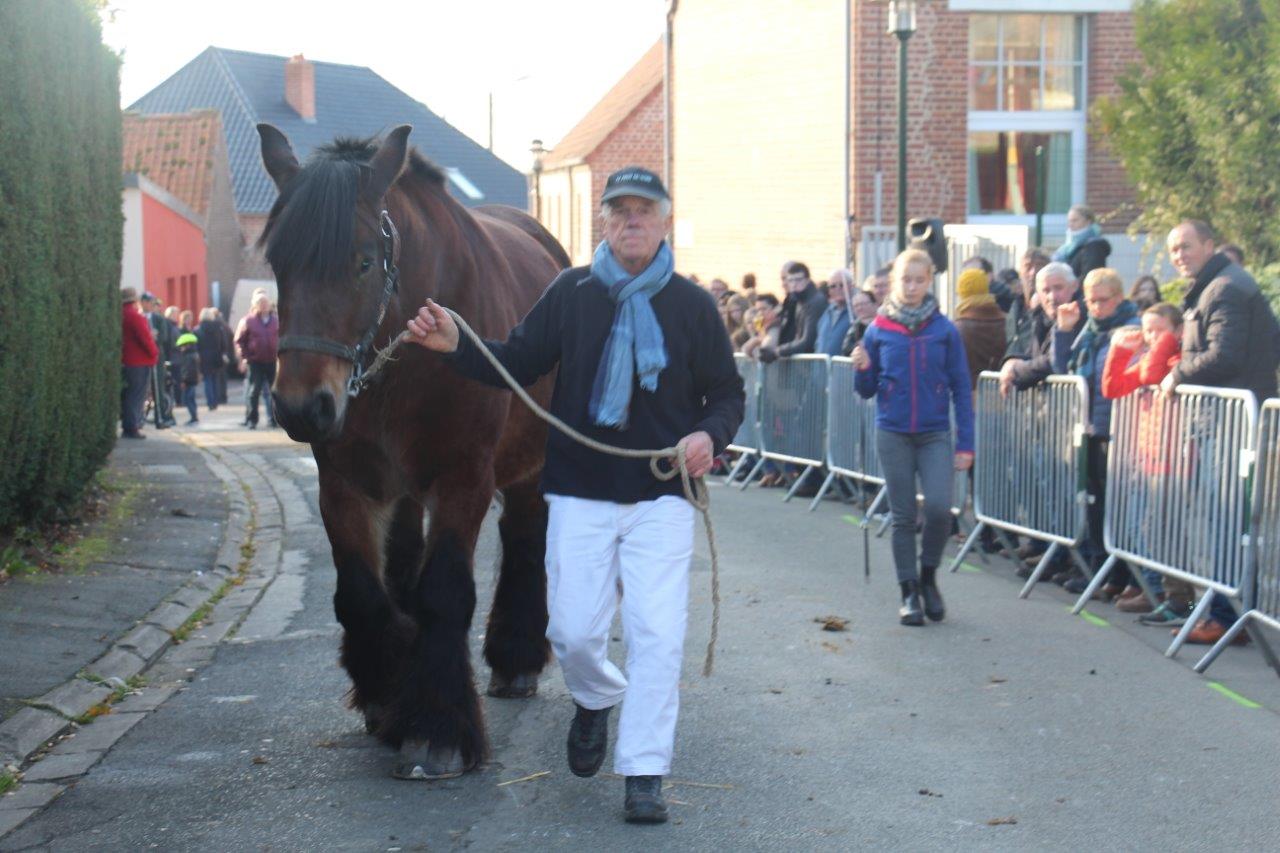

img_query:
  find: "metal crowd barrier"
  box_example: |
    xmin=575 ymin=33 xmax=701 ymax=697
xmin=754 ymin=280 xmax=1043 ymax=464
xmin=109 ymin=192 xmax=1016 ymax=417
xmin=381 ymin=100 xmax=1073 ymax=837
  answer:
xmin=725 ymin=355 xmax=764 ymax=486
xmin=1070 ymin=386 xmax=1257 ymax=659
xmin=816 ymin=357 xmax=885 ymax=513
xmin=949 ymin=372 xmax=1090 ymax=598
xmin=1194 ymin=398 xmax=1280 ymax=675
xmin=757 ymin=355 xmax=829 ymax=502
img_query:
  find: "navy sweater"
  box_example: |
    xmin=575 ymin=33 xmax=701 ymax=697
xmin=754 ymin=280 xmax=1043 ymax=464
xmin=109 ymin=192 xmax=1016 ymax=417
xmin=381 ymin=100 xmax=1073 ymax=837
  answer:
xmin=447 ymin=266 xmax=745 ymax=503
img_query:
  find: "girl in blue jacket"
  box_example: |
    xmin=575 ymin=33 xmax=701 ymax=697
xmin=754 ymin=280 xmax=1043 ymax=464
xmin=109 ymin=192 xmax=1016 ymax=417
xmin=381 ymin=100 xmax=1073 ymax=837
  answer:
xmin=852 ymin=249 xmax=975 ymax=625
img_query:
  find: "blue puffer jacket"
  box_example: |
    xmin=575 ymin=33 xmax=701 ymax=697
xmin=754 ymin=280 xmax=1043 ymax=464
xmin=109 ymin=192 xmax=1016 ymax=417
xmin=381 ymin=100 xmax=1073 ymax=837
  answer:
xmin=854 ymin=313 xmax=975 ymax=452
xmin=1052 ymin=315 xmax=1140 ymax=439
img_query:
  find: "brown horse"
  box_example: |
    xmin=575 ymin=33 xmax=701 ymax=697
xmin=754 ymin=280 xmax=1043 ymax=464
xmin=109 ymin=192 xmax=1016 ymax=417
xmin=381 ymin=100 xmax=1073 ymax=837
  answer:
xmin=256 ymin=123 xmax=567 ymax=779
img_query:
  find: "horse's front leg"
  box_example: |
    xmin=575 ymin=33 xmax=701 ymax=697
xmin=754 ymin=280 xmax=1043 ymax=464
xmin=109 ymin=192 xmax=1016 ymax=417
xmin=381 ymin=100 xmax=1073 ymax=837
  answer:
xmin=317 ymin=467 xmax=412 ymax=738
xmin=484 ymin=477 xmax=550 ymax=698
xmin=391 ymin=458 xmax=493 ymax=780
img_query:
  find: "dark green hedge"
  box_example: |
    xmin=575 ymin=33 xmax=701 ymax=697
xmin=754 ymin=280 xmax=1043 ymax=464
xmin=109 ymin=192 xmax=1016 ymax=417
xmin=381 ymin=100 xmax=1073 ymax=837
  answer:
xmin=0 ymin=0 xmax=122 ymax=530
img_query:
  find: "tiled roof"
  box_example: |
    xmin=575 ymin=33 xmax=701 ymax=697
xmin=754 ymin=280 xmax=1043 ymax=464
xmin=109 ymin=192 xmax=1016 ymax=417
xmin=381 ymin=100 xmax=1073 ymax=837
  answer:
xmin=122 ymin=110 xmax=223 ymax=218
xmin=128 ymin=47 xmax=526 ymax=213
xmin=543 ymin=41 xmax=662 ymax=169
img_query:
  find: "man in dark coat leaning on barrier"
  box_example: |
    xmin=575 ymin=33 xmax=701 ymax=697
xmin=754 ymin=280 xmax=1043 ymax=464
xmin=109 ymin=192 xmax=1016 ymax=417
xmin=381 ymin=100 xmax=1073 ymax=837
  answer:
xmin=405 ymin=167 xmax=744 ymax=824
xmin=1161 ymin=219 xmax=1280 ymax=646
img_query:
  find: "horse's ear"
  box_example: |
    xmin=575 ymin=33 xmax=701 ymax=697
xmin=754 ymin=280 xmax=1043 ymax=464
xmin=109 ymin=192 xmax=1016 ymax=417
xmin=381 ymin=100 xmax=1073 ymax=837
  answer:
xmin=365 ymin=124 xmax=413 ymax=201
xmin=258 ymin=123 xmax=300 ymax=190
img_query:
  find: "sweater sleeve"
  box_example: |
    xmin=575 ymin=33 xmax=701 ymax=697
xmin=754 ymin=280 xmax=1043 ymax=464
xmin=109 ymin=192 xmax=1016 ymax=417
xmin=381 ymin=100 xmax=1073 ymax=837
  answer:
xmin=853 ymin=327 xmax=880 ymax=398
xmin=1051 ymin=328 xmax=1076 ymax=375
xmin=1170 ymin=282 xmax=1249 ymax=388
xmin=947 ymin=323 xmax=975 ymax=453
xmin=691 ymin=297 xmax=746 ymax=455
xmin=445 ymin=276 xmax=565 ymax=389
xmin=1101 ymin=341 xmax=1141 ymax=399
xmin=777 ymin=294 xmax=824 ymax=357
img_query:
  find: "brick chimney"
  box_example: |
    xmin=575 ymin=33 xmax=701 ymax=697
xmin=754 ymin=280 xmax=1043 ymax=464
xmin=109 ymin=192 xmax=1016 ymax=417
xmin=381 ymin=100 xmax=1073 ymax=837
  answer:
xmin=284 ymin=54 xmax=315 ymax=122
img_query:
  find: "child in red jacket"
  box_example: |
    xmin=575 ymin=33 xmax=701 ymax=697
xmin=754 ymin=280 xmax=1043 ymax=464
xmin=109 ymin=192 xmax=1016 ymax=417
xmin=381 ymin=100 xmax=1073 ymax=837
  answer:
xmin=1100 ymin=302 xmax=1188 ymax=619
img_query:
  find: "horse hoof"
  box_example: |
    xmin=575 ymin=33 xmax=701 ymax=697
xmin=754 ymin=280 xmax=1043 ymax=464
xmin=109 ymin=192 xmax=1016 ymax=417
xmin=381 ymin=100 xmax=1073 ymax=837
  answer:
xmin=391 ymin=742 xmax=469 ymax=781
xmin=362 ymin=703 xmax=385 ymax=735
xmin=487 ymin=672 xmax=538 ymax=699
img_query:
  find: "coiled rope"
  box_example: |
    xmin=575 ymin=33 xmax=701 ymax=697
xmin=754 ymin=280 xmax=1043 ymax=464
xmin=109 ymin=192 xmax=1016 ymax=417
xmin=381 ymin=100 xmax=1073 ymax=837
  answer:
xmin=367 ymin=312 xmax=721 ymax=676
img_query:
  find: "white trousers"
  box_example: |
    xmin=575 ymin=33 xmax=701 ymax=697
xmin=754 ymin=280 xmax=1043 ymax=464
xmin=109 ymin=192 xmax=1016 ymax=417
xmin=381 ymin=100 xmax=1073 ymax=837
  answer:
xmin=544 ymin=493 xmax=694 ymax=776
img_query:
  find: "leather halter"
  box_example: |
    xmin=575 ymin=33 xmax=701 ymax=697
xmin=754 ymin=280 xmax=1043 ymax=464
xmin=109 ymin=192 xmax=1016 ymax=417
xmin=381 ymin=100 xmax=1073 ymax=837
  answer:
xmin=277 ymin=209 xmax=400 ymax=398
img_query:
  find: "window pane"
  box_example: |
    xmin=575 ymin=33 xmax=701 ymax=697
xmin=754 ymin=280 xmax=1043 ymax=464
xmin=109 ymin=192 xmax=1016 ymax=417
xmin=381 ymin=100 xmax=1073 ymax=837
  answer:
xmin=970 ymin=15 xmax=998 ymax=61
xmin=970 ymin=65 xmax=999 ymax=110
xmin=1043 ymin=65 xmax=1080 ymax=110
xmin=1001 ymin=15 xmax=1042 ymax=63
xmin=1006 ymin=64 xmax=1039 ymax=111
xmin=968 ymin=131 xmax=1073 ymax=216
xmin=1043 ymin=15 xmax=1082 ymax=65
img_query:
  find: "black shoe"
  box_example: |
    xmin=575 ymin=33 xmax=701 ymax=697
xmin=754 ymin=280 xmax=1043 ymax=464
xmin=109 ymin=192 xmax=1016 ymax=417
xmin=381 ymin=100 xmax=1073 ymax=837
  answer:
xmin=899 ymin=580 xmax=924 ymax=626
xmin=624 ymin=775 xmax=669 ymax=824
xmin=567 ymin=703 xmax=611 ymax=778
xmin=1063 ymin=576 xmax=1089 ymax=595
xmin=920 ymin=566 xmax=945 ymax=622
xmin=1015 ymin=563 xmax=1034 ymax=580
xmin=120 ymin=431 xmax=145 ymax=440
xmin=185 ymin=417 xmax=199 ymax=425
xmin=1016 ymin=541 xmax=1046 ymax=560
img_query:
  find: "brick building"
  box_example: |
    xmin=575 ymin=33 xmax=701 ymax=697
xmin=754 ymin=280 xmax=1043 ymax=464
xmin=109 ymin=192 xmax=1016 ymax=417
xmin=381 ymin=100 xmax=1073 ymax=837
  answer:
xmin=671 ymin=0 xmax=1139 ymax=288
xmin=536 ymin=41 xmax=664 ymax=266
xmin=122 ymin=110 xmax=242 ymax=313
xmin=120 ymin=173 xmax=207 ymax=312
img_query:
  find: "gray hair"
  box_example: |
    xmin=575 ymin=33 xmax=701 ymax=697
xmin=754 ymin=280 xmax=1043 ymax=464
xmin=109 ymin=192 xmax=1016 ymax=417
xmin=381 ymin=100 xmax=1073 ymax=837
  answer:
xmin=829 ymin=268 xmax=854 ymax=287
xmin=599 ymin=198 xmax=673 ymax=221
xmin=1035 ymin=261 xmax=1076 ymax=288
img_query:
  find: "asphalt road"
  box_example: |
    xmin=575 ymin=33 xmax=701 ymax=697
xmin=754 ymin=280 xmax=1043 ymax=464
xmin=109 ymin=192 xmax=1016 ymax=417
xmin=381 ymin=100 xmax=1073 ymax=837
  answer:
xmin=5 ymin=405 xmax=1279 ymax=852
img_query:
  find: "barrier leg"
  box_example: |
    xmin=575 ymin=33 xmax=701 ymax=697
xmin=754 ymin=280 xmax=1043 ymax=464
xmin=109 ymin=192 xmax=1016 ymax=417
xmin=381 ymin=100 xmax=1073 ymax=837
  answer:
xmin=1166 ymin=590 xmax=1214 ymax=659
xmin=948 ymin=522 xmax=983 ymax=574
xmin=724 ymin=452 xmax=751 ymax=485
xmin=1129 ymin=561 xmax=1160 ymax=609
xmin=807 ymin=470 xmax=837 ymax=512
xmin=1192 ymin=613 xmax=1252 ymax=674
xmin=1018 ymin=542 xmax=1059 ymax=600
xmin=1245 ymin=623 xmax=1280 ymax=678
xmin=783 ymin=465 xmax=816 ymax=503
xmin=860 ymin=487 xmax=887 ymax=529
xmin=1070 ymin=554 xmax=1117 ymax=615
xmin=1069 ymin=548 xmax=1094 ymax=581
xmin=875 ymin=513 xmax=892 ymax=538
xmin=739 ymin=456 xmax=767 ymax=491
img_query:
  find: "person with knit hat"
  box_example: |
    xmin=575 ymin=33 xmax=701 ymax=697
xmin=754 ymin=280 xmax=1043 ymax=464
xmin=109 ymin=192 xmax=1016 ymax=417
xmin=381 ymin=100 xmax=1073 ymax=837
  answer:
xmin=953 ymin=267 xmax=1007 ymax=390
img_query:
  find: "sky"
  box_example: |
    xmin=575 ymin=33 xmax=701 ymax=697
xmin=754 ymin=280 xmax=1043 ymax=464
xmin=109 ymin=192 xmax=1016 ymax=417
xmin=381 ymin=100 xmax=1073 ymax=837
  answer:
xmin=100 ymin=0 xmax=667 ymax=170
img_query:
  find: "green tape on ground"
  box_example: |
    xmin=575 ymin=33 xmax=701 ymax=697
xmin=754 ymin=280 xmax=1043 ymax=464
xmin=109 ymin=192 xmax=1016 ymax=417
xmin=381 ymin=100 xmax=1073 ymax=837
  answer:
xmin=1072 ymin=608 xmax=1109 ymax=627
xmin=842 ymin=514 xmax=864 ymax=526
xmin=959 ymin=563 xmax=983 ymax=574
xmin=1207 ymin=681 xmax=1261 ymax=709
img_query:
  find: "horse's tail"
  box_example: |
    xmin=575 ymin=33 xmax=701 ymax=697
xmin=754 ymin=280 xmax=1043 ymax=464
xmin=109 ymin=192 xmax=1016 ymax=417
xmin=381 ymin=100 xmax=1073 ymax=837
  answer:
xmin=475 ymin=205 xmax=571 ymax=271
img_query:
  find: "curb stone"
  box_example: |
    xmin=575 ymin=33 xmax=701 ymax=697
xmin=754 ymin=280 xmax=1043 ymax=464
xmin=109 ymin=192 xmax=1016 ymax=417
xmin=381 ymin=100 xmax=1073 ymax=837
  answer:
xmin=0 ymin=429 xmax=291 ymax=841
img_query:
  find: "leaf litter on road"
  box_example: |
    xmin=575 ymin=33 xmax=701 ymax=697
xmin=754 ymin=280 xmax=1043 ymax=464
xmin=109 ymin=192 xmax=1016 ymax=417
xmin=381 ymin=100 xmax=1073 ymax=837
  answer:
xmin=814 ymin=615 xmax=849 ymax=632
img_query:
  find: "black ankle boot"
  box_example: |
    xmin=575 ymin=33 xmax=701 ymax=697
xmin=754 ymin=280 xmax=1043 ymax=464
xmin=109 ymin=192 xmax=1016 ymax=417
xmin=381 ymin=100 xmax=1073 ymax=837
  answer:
xmin=920 ymin=565 xmax=945 ymax=622
xmin=567 ymin=702 xmax=612 ymax=777
xmin=899 ymin=580 xmax=924 ymax=626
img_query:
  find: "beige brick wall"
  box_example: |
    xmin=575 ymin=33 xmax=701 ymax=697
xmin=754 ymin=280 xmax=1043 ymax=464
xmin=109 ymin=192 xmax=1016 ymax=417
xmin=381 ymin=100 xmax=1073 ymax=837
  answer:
xmin=672 ymin=0 xmax=847 ymax=292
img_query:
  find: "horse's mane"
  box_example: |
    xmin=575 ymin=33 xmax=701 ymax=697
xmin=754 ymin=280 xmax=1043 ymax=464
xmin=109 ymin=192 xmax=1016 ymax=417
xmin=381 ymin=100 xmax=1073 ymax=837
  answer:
xmin=261 ymin=134 xmax=446 ymax=284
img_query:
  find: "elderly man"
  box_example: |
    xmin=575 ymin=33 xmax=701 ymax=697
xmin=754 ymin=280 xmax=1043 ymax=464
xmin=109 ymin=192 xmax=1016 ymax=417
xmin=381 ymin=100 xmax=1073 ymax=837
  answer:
xmin=998 ymin=261 xmax=1083 ymax=396
xmin=863 ymin=265 xmax=891 ymax=305
xmin=235 ymin=293 xmax=280 ymax=429
xmin=759 ymin=261 xmax=826 ymax=362
xmin=405 ymin=166 xmax=743 ymax=824
xmin=1159 ymin=220 xmax=1280 ymax=644
xmin=815 ymin=268 xmax=853 ymax=356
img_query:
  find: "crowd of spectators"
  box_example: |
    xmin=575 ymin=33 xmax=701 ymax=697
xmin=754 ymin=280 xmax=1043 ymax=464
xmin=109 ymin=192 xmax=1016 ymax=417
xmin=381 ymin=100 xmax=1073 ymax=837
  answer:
xmin=699 ymin=212 xmax=1280 ymax=639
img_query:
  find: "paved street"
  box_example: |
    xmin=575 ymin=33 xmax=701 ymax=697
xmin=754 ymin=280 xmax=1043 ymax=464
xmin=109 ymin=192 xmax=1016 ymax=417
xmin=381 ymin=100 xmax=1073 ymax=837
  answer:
xmin=3 ymin=400 xmax=1279 ymax=851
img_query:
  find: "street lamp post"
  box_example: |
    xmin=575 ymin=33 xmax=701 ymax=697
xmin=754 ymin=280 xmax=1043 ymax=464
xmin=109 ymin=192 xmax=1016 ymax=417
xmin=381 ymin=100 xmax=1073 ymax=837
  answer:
xmin=529 ymin=139 xmax=546 ymax=221
xmin=888 ymin=0 xmax=917 ymax=252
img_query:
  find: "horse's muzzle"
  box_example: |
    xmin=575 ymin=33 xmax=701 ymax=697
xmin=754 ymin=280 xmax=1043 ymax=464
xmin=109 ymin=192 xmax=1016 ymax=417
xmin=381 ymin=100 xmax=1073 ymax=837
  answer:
xmin=272 ymin=389 xmax=340 ymax=443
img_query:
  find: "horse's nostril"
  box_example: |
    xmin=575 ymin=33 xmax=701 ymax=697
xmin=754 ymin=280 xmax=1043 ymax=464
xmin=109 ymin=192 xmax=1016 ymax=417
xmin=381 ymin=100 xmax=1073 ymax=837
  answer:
xmin=313 ymin=390 xmax=336 ymax=433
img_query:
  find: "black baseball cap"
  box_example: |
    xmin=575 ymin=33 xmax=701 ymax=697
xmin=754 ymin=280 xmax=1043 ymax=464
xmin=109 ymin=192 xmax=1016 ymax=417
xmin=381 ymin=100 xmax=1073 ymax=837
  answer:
xmin=601 ymin=167 xmax=669 ymax=204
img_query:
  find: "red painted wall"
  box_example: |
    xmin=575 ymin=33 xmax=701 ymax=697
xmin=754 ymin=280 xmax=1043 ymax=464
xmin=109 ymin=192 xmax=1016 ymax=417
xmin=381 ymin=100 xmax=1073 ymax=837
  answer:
xmin=142 ymin=193 xmax=206 ymax=312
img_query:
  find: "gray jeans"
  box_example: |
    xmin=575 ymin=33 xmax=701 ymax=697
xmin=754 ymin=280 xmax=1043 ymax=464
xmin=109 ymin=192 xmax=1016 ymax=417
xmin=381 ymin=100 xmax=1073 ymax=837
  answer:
xmin=875 ymin=429 xmax=954 ymax=583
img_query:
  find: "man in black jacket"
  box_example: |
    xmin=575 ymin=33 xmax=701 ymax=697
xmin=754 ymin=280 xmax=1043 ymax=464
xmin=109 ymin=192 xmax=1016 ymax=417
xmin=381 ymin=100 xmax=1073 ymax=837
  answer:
xmin=1161 ymin=220 xmax=1280 ymax=645
xmin=405 ymin=167 xmax=743 ymax=824
xmin=759 ymin=260 xmax=826 ymax=362
xmin=998 ymin=261 xmax=1085 ymax=394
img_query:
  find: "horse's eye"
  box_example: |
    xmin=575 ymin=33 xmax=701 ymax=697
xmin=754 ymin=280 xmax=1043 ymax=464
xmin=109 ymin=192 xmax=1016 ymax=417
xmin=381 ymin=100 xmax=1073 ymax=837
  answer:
xmin=359 ymin=257 xmax=373 ymax=274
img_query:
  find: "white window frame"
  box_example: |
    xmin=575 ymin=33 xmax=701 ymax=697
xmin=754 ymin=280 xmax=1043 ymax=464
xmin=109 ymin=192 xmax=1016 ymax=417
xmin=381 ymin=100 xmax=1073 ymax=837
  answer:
xmin=966 ymin=13 xmax=1089 ymax=232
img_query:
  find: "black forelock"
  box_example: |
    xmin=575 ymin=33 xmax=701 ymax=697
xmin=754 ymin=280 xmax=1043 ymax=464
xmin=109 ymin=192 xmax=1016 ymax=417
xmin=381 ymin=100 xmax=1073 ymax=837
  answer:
xmin=261 ymin=134 xmax=446 ymax=282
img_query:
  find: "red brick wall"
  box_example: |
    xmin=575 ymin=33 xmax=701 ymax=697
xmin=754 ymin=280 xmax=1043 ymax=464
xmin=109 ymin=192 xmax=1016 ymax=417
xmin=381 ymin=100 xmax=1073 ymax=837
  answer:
xmin=1086 ymin=12 xmax=1139 ymax=229
xmin=852 ymin=0 xmax=968 ymax=239
xmin=586 ymin=85 xmax=665 ymax=249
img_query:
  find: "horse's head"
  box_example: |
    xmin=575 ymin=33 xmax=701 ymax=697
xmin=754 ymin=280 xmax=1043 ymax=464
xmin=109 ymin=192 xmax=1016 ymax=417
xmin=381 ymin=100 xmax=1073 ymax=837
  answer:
xmin=257 ymin=123 xmax=412 ymax=443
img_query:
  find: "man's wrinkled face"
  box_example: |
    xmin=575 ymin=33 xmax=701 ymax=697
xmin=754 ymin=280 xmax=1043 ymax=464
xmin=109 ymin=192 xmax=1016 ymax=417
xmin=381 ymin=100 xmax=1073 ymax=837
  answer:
xmin=1038 ymin=272 xmax=1077 ymax=317
xmin=604 ymin=196 xmax=668 ymax=272
xmin=1167 ymin=224 xmax=1215 ymax=280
